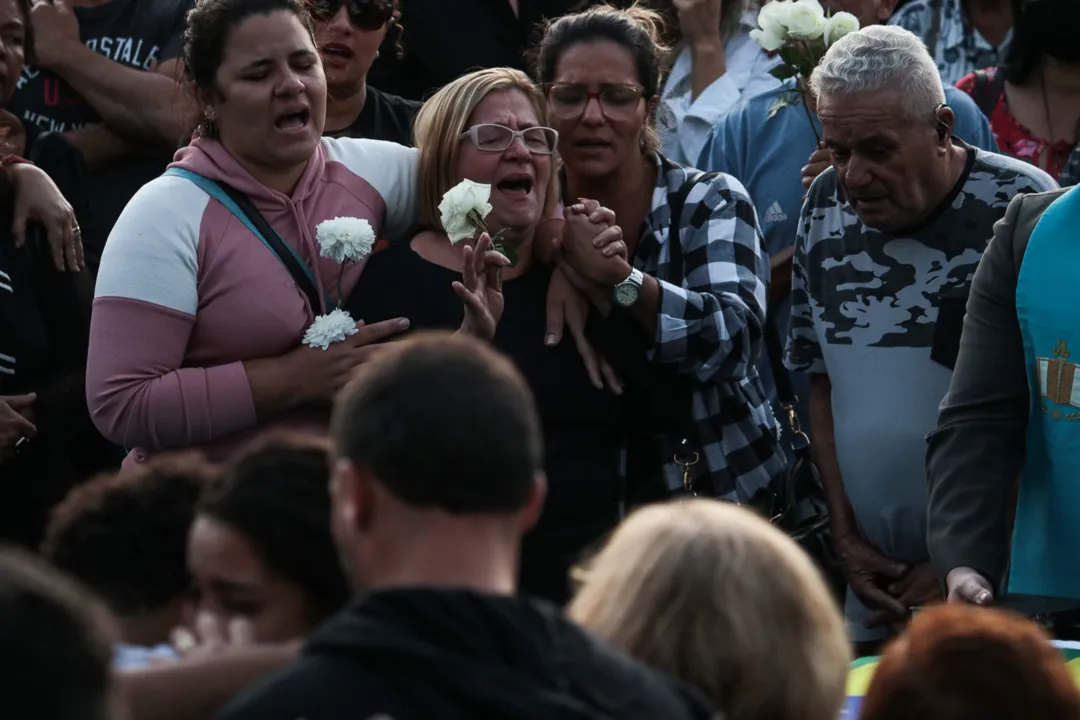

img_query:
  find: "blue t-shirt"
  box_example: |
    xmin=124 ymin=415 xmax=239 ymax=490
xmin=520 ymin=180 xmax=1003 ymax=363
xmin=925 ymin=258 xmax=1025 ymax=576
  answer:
xmin=695 ymin=82 xmax=998 ymax=425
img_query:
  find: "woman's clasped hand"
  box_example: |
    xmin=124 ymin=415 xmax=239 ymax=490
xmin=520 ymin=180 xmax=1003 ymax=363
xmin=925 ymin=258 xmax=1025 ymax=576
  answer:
xmin=282 ymin=317 xmax=411 ymax=405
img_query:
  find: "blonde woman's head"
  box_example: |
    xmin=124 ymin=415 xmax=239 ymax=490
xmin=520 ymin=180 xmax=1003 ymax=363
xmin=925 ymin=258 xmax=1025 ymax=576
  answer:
xmin=569 ymin=500 xmax=850 ymax=720
xmin=412 ymin=67 xmax=557 ymax=238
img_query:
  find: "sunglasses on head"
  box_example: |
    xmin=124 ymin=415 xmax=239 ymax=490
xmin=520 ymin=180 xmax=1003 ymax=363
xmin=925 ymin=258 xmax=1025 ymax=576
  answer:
xmin=309 ymin=0 xmax=393 ymax=30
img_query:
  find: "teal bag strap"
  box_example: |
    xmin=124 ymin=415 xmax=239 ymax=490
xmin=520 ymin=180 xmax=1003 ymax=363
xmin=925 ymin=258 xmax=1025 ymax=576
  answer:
xmin=163 ymin=167 xmax=333 ymax=311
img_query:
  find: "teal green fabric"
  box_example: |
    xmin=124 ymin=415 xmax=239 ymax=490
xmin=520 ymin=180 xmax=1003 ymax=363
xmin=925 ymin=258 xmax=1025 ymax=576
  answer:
xmin=1012 ymin=185 xmax=1080 ymax=597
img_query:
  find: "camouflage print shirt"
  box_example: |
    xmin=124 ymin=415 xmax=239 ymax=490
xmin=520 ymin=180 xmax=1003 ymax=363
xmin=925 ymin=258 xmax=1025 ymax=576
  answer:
xmin=784 ymin=144 xmax=1057 ymax=641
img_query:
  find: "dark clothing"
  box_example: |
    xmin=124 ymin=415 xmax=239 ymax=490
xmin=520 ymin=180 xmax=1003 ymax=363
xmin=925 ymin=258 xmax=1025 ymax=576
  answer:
xmin=9 ymin=0 xmax=192 ymax=268
xmin=0 ymin=175 xmax=100 ymax=547
xmin=216 ymin=588 xmax=716 ymax=720
xmin=368 ymin=1 xmax=635 ymax=101
xmin=346 ymin=243 xmax=623 ymax=604
xmin=926 ymin=188 xmax=1069 ymax=593
xmin=324 ymin=86 xmax=421 ymax=146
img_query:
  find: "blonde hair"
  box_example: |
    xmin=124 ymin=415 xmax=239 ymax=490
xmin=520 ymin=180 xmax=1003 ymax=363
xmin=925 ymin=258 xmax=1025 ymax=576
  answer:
xmin=412 ymin=67 xmax=555 ymax=233
xmin=569 ymin=500 xmax=850 ymax=720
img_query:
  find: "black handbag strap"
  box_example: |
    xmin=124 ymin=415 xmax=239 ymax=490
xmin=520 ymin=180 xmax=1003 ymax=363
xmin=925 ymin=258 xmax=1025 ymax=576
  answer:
xmin=214 ymin=181 xmax=326 ymax=314
xmin=972 ymin=68 xmax=1006 ymax=119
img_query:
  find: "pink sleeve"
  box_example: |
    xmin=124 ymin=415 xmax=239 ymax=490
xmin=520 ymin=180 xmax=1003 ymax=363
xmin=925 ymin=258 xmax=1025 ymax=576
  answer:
xmin=86 ymin=176 xmax=258 ymax=450
xmin=86 ymin=298 xmax=257 ymax=450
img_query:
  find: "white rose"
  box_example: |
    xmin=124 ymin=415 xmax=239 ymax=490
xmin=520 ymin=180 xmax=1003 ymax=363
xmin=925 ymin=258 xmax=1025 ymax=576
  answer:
xmin=302 ymin=308 xmax=360 ymax=350
xmin=438 ymin=179 xmax=494 ymax=244
xmin=824 ymin=11 xmax=860 ymax=46
xmin=316 ymin=216 xmax=376 ymax=264
xmin=785 ymin=0 xmax=827 ymax=40
xmin=750 ymin=26 xmax=786 ymax=52
xmin=758 ymin=0 xmax=793 ymax=36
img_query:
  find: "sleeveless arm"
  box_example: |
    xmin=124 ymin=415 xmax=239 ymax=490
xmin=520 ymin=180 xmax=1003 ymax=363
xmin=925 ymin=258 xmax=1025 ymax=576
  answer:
xmin=86 ymin=178 xmax=257 ymax=450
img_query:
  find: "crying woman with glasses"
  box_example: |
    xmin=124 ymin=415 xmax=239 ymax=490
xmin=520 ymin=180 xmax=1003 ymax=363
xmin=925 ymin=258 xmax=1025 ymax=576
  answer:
xmin=530 ymin=6 xmax=786 ymax=508
xmin=346 ymin=66 xmax=628 ymax=606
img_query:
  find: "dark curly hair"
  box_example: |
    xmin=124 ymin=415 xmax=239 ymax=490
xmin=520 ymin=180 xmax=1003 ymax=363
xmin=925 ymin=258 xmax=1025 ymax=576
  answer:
xmin=41 ymin=453 xmax=214 ymax=618
xmin=199 ymin=433 xmax=349 ymax=623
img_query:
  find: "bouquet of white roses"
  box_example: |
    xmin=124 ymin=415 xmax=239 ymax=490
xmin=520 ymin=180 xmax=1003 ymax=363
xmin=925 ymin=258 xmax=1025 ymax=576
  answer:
xmin=750 ymin=0 xmax=860 ymax=134
xmin=301 ymin=216 xmax=376 ymax=350
xmin=439 ymin=179 xmax=517 ymax=267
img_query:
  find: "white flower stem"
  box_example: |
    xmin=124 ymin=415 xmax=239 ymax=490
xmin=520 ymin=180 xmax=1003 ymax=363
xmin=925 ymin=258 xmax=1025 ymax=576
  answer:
xmin=336 ymin=263 xmax=346 ymax=309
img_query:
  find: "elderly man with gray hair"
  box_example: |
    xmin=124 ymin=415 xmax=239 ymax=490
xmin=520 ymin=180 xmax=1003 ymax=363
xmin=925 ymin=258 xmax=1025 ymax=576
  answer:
xmin=783 ymin=24 xmax=1056 ymax=653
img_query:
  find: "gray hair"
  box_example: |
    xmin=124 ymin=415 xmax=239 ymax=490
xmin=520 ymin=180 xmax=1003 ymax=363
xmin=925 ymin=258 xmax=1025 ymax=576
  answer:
xmin=809 ymin=25 xmax=946 ymax=123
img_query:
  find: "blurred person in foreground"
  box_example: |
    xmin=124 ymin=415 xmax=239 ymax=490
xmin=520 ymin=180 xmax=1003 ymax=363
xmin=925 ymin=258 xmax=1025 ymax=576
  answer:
xmin=216 ymin=331 xmax=716 ymax=720
xmin=860 ymin=604 xmax=1080 ymax=719
xmin=0 ymin=547 xmax=123 ymax=720
xmin=42 ymin=453 xmax=214 ymax=669
xmin=783 ymin=25 xmax=1055 ymax=653
xmin=570 ymin=499 xmax=850 ymax=720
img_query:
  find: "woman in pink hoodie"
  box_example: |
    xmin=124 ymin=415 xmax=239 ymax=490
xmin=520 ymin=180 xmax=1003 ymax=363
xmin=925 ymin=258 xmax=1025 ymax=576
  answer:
xmin=86 ymin=0 xmax=418 ymax=467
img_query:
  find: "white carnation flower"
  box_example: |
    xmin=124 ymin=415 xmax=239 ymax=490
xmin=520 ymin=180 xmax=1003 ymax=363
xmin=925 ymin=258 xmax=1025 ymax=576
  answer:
xmin=302 ymin=308 xmax=359 ymax=350
xmin=438 ymin=179 xmax=493 ymax=244
xmin=316 ymin=216 xmax=376 ymax=264
xmin=824 ymin=11 xmax=860 ymax=46
xmin=785 ymin=0 xmax=827 ymax=39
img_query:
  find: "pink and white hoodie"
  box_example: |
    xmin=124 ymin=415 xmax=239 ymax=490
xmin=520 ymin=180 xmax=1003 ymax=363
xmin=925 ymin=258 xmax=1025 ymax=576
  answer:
xmin=87 ymin=134 xmax=418 ymax=465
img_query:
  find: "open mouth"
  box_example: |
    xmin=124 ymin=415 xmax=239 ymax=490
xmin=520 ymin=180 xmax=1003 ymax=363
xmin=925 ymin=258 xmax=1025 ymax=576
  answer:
xmin=274 ymin=108 xmax=311 ymax=132
xmin=496 ymin=175 xmax=534 ymax=197
xmin=321 ymin=42 xmax=354 ymax=59
xmin=575 ymin=138 xmax=611 ymax=151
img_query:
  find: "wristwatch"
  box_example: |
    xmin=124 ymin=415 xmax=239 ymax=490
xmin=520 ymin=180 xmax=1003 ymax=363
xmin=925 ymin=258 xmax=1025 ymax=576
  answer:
xmin=613 ymin=267 xmax=644 ymax=308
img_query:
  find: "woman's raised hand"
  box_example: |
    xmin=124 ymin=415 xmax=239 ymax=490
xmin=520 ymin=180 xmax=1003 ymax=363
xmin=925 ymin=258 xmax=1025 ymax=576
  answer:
xmin=561 ymin=200 xmax=630 ymax=286
xmin=455 ymin=233 xmax=510 ymax=340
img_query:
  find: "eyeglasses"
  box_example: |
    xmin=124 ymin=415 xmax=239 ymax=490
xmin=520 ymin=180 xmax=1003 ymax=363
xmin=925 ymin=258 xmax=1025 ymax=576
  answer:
xmin=543 ymin=83 xmax=646 ymax=120
xmin=460 ymin=123 xmax=559 ymax=155
xmin=309 ymin=0 xmax=393 ymax=30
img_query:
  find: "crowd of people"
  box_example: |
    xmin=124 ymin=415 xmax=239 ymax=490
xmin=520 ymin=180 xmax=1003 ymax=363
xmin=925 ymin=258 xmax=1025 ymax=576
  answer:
xmin=3 ymin=0 xmax=1080 ymax=717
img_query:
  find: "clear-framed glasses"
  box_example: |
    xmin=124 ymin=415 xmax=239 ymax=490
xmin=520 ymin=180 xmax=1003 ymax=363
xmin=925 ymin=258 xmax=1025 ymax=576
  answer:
xmin=460 ymin=123 xmax=559 ymax=155
xmin=543 ymin=83 xmax=646 ymax=120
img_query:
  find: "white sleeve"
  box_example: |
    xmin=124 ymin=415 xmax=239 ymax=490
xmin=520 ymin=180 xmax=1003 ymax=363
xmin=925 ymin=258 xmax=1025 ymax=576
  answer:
xmin=322 ymin=137 xmax=420 ymax=239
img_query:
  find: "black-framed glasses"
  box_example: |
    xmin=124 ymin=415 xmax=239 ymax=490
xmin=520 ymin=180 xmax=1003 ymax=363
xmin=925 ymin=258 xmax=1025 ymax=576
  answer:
xmin=308 ymin=0 xmax=393 ymax=30
xmin=460 ymin=123 xmax=559 ymax=155
xmin=543 ymin=83 xmax=646 ymax=120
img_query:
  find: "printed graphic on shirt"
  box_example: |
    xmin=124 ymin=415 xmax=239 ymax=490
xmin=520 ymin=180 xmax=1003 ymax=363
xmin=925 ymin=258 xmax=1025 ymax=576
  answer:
xmin=1037 ymin=339 xmax=1080 ymax=421
xmin=762 ymin=201 xmax=788 ymax=224
xmin=8 ymin=0 xmax=190 ymax=138
xmin=786 ymin=150 xmax=1057 ymax=369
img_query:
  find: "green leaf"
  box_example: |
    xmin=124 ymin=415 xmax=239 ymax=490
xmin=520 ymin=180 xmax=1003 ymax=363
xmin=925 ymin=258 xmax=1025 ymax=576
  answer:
xmin=492 ymin=242 xmax=518 ymax=269
xmin=770 ymin=64 xmax=798 ymax=81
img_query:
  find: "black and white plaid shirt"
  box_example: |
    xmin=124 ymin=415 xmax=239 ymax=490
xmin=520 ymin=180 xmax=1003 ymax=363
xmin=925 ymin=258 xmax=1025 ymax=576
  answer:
xmin=629 ymin=153 xmax=786 ymax=501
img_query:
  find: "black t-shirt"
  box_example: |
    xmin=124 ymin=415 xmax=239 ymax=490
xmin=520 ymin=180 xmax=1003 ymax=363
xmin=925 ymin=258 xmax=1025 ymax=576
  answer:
xmin=345 ymin=241 xmax=623 ymax=603
xmin=9 ymin=0 xmax=192 ymax=267
xmin=325 ymin=87 xmax=421 ymax=146
xmin=368 ymin=0 xmax=637 ymax=101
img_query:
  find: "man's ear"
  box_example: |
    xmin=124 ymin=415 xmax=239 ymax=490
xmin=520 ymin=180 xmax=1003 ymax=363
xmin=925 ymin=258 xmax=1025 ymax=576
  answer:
xmin=935 ymin=106 xmax=956 ymax=144
xmin=331 ymin=458 xmax=375 ymax=534
xmin=518 ymin=472 xmax=548 ymax=532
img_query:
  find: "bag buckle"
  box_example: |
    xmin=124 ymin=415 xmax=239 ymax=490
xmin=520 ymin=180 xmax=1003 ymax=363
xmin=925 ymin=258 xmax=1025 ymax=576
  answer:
xmin=674 ymin=439 xmax=700 ymax=496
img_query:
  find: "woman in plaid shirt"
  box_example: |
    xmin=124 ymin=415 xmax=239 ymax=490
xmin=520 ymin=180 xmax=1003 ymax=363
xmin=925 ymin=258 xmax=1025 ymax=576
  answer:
xmin=535 ymin=4 xmax=785 ymax=504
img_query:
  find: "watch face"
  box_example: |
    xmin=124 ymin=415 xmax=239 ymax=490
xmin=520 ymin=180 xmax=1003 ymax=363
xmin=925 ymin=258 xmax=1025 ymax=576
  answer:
xmin=615 ymin=282 xmax=640 ymax=306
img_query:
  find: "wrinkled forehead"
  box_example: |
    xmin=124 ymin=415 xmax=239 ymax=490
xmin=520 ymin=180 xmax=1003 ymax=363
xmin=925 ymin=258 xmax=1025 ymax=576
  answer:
xmin=817 ymin=87 xmax=916 ymax=139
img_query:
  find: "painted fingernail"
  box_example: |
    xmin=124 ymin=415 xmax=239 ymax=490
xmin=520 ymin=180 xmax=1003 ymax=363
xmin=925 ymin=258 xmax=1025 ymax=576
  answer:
xmin=398 ymin=318 xmax=410 ymax=329
xmin=545 ymin=334 xmax=557 ymax=346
